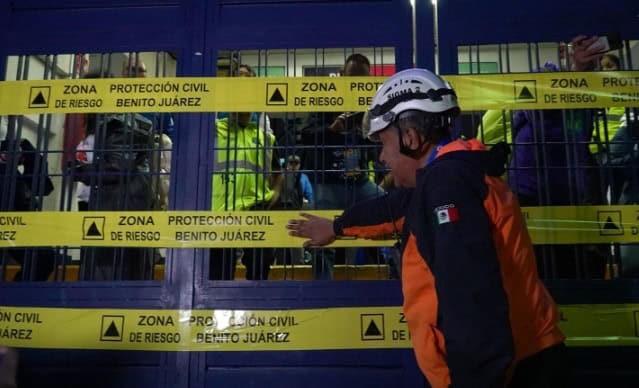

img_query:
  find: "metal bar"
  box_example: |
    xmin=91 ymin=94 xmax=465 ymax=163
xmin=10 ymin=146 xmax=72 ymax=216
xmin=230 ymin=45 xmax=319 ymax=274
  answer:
xmin=71 ymin=54 xmax=79 ymax=79
xmin=313 ymin=48 xmax=320 ymax=191
xmin=526 ymin=43 xmax=533 ymax=75
xmin=8 ymin=56 xmax=30 ymax=281
xmin=258 ymin=49 xmax=265 ymax=207
xmin=256 ymin=49 xmax=267 ymax=281
xmin=31 ymin=55 xmax=56 ymax=280
xmin=92 ymin=53 xmax=109 ymax=212
xmin=624 ymin=40 xmax=633 ymax=69
xmin=31 ymin=54 xmax=51 ymax=211
xmin=92 ymin=53 xmax=112 ymax=281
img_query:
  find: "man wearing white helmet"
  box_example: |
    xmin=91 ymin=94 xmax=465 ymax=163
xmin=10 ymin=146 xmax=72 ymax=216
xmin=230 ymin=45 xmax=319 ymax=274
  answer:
xmin=288 ymin=68 xmax=566 ymax=387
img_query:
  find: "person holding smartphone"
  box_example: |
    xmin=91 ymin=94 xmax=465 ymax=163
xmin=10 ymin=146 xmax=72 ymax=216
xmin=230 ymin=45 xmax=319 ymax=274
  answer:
xmin=299 ymin=54 xmax=382 ymax=280
xmin=563 ymin=33 xmax=622 ymax=71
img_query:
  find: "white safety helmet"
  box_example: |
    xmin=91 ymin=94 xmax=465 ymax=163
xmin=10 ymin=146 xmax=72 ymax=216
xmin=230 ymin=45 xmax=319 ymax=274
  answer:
xmin=367 ymin=68 xmax=460 ymax=141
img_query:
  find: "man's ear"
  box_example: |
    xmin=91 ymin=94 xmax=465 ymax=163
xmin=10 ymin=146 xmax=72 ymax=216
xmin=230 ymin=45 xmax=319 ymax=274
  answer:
xmin=401 ymin=127 xmax=422 ymax=151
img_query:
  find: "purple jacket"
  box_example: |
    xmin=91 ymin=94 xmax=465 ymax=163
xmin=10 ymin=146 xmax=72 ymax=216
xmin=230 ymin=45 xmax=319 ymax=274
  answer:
xmin=508 ymin=109 xmax=595 ymax=205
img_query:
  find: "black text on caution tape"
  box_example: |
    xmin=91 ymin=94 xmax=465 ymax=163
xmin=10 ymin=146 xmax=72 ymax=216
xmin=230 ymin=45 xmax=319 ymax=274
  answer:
xmin=100 ymin=315 xmax=124 ymax=342
xmin=82 ymin=216 xmax=105 ymax=240
xmin=598 ymin=211 xmax=624 ymax=236
xmin=360 ymin=314 xmax=385 ymax=341
xmin=266 ymin=83 xmax=288 ymax=106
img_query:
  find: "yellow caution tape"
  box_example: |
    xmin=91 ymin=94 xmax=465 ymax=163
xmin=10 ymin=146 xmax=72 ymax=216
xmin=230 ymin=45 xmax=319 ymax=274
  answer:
xmin=0 ymin=77 xmax=382 ymax=115
xmin=560 ymin=304 xmax=639 ymax=347
xmin=0 ymin=72 xmax=637 ymax=115
xmin=0 ymin=206 xmax=638 ymax=248
xmin=0 ymin=306 xmax=409 ymax=351
xmin=0 ymin=304 xmax=636 ymax=351
xmin=523 ymin=205 xmax=639 ymax=245
xmin=447 ymin=71 xmax=639 ymax=111
xmin=0 ymin=210 xmax=389 ymax=248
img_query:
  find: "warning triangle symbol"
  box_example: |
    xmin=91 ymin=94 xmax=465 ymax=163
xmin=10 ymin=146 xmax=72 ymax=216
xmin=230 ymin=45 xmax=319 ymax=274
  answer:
xmin=86 ymin=222 xmax=102 ymax=237
xmin=365 ymin=320 xmax=382 ymax=337
xmin=518 ymin=86 xmax=534 ymax=100
xmin=603 ymin=216 xmax=620 ymax=230
xmin=32 ymin=92 xmax=47 ymax=105
xmin=269 ymin=88 xmax=285 ymax=103
xmin=103 ymin=321 xmax=120 ymax=338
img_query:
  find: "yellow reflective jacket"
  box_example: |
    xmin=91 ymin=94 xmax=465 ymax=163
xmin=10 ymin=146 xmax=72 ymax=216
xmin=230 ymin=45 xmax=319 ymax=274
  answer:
xmin=211 ymin=118 xmax=275 ymax=211
xmin=479 ymin=110 xmax=512 ymax=145
xmin=591 ymin=107 xmax=626 ymax=154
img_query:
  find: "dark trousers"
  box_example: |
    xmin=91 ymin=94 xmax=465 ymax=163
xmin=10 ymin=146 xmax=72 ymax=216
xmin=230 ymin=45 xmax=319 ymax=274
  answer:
xmin=7 ymin=248 xmax=55 ymax=281
xmin=209 ymin=202 xmax=275 ymax=281
xmin=509 ymin=343 xmax=570 ymax=388
xmin=77 ymin=202 xmax=155 ymax=281
xmin=209 ymin=248 xmax=274 ymax=280
xmin=80 ymin=247 xmax=154 ymax=281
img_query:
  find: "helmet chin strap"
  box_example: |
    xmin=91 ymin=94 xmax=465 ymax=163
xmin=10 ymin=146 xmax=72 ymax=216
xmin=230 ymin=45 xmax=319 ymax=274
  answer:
xmin=396 ymin=126 xmax=452 ymax=167
xmin=396 ymin=126 xmax=431 ymax=160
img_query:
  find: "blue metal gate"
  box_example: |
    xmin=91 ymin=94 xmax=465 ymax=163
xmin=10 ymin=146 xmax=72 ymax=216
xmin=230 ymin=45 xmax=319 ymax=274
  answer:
xmin=2 ymin=0 xmax=639 ymax=387
xmin=0 ymin=1 xmax=419 ymax=387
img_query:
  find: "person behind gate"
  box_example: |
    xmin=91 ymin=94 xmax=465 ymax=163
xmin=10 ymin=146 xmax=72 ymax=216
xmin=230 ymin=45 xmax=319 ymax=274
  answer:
xmin=210 ymin=64 xmax=280 ymax=281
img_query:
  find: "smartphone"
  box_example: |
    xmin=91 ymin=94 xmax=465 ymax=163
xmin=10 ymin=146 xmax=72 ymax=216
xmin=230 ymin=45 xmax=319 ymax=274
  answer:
xmin=588 ymin=33 xmax=623 ymax=54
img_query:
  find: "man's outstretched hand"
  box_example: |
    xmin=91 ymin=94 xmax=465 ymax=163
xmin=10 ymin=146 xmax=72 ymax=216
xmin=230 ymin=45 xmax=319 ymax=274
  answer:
xmin=287 ymin=213 xmax=336 ymax=248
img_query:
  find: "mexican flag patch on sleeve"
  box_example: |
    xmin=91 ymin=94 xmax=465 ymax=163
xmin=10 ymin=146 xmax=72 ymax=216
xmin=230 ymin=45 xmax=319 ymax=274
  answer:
xmin=434 ymin=204 xmax=459 ymax=225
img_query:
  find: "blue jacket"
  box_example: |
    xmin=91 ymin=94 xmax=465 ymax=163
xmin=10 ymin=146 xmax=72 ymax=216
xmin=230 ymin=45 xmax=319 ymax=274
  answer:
xmin=299 ymin=173 xmax=314 ymax=205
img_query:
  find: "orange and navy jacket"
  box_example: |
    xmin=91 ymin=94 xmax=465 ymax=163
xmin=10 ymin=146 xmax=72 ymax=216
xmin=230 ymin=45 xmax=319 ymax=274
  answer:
xmin=333 ymin=139 xmax=565 ymax=388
